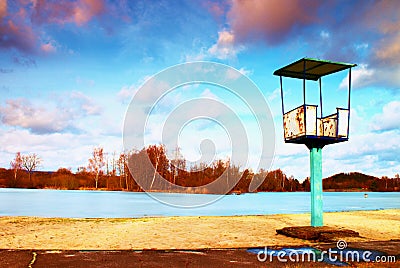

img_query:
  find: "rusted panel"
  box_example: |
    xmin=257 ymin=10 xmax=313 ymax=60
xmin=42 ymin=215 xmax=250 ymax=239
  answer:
xmin=284 ymin=105 xmax=317 ymax=139
xmin=317 ymin=118 xmax=323 ymax=136
xmin=283 ymin=105 xmax=305 ymax=139
xmin=337 ymin=108 xmax=349 ymax=137
xmin=320 ymin=114 xmax=337 ymax=137
xmin=284 ymin=105 xmax=349 ymax=140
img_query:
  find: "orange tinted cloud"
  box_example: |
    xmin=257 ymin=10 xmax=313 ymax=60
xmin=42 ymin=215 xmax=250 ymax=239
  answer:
xmin=0 ymin=0 xmax=106 ymax=53
xmin=0 ymin=17 xmax=37 ymax=52
xmin=41 ymin=42 xmax=57 ymax=53
xmin=0 ymin=2 xmax=37 ymax=52
xmin=228 ymin=0 xmax=318 ymax=44
xmin=73 ymin=0 xmax=104 ymax=25
xmin=203 ymin=0 xmax=229 ymax=23
xmin=0 ymin=0 xmax=6 ymax=20
xmin=363 ymin=0 xmax=400 ymax=65
xmin=375 ymin=34 xmax=400 ymax=65
xmin=226 ymin=0 xmax=400 ymax=67
xmin=32 ymin=0 xmax=105 ymax=25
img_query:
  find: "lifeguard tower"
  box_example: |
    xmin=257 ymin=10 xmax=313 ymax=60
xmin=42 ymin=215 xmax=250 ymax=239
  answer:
xmin=273 ymin=58 xmax=356 ymax=226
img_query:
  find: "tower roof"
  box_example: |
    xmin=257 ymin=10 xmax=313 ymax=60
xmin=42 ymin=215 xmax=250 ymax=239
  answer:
xmin=273 ymin=58 xmax=357 ymax=81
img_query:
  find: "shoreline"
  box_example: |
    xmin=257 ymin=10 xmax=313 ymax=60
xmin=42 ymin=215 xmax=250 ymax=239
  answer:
xmin=1 ymin=209 xmax=399 ymax=250
xmin=1 ymin=207 xmax=398 ymax=219
xmin=2 ymin=186 xmax=397 ymax=193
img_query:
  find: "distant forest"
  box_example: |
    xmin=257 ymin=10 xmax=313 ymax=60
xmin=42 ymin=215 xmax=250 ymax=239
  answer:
xmin=1 ymin=145 xmax=399 ymax=193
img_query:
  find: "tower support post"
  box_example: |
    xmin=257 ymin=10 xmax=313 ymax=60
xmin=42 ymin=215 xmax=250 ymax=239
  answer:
xmin=310 ymin=147 xmax=323 ymax=227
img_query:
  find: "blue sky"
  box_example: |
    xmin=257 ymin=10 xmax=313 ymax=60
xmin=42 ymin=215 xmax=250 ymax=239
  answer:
xmin=0 ymin=0 xmax=399 ymax=180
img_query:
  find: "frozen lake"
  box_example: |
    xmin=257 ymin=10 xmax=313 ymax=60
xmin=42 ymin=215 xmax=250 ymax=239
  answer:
xmin=1 ymin=188 xmax=399 ymax=218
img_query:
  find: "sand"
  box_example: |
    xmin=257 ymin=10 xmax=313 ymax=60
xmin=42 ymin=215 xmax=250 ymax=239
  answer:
xmin=0 ymin=209 xmax=399 ymax=250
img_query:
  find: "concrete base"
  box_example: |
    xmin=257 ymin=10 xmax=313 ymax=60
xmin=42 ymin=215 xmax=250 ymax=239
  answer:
xmin=276 ymin=226 xmax=360 ymax=242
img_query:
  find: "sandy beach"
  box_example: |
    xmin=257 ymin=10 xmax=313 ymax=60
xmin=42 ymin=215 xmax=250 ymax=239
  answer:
xmin=0 ymin=209 xmax=399 ymax=250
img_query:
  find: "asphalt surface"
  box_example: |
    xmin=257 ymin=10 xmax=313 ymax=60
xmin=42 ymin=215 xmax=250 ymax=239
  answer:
xmin=0 ymin=241 xmax=398 ymax=267
xmin=0 ymin=249 xmax=339 ymax=267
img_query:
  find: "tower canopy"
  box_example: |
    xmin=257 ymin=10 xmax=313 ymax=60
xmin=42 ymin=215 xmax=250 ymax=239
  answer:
xmin=273 ymin=58 xmax=357 ymax=81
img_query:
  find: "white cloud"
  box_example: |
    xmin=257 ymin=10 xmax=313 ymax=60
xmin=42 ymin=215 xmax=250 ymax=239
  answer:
xmin=238 ymin=67 xmax=252 ymax=76
xmin=0 ymin=98 xmax=72 ymax=134
xmin=271 ymin=103 xmax=400 ymax=180
xmin=201 ymin=88 xmax=219 ymax=100
xmin=0 ymin=92 xmax=101 ymax=134
xmin=184 ymin=30 xmax=247 ymax=62
xmin=76 ymin=76 xmax=95 ymax=87
xmin=355 ymin=43 xmax=368 ymax=50
xmin=340 ymin=63 xmax=400 ymax=89
xmin=339 ymin=64 xmax=375 ymax=89
xmin=0 ymin=128 xmax=123 ymax=171
xmin=176 ymin=123 xmax=231 ymax=166
xmin=267 ymin=88 xmax=280 ymax=102
xmin=70 ymin=91 xmax=101 ymax=115
xmin=371 ymin=100 xmax=400 ymax=131
xmin=320 ymin=30 xmax=330 ymax=39
xmin=117 ymin=85 xmax=137 ymax=103
xmin=325 ymin=129 xmax=400 ymax=176
xmin=184 ymin=48 xmax=207 ymax=62
xmin=207 ymin=30 xmax=244 ymax=60
xmin=273 ymin=128 xmax=400 ymax=180
xmin=223 ymin=67 xmax=252 ymax=81
xmin=117 ymin=75 xmax=157 ymax=104
xmin=271 ymin=137 xmax=309 ymax=179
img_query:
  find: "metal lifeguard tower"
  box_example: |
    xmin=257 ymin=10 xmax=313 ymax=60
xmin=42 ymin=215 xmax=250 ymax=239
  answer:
xmin=273 ymin=58 xmax=357 ymax=227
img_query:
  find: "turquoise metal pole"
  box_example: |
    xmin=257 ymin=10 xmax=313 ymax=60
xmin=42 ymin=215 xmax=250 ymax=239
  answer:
xmin=310 ymin=147 xmax=323 ymax=226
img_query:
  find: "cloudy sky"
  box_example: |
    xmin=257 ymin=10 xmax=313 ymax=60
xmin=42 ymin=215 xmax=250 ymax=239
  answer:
xmin=0 ymin=0 xmax=399 ymax=180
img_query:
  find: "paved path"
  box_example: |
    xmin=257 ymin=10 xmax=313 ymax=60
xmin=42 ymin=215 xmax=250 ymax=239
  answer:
xmin=0 ymin=249 xmax=338 ymax=267
xmin=1 ymin=241 xmax=398 ymax=267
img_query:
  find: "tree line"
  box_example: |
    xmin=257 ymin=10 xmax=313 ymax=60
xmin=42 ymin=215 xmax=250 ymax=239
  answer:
xmin=0 ymin=145 xmax=399 ymax=193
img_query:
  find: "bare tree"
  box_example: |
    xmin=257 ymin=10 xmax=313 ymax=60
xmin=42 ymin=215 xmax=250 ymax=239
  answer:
xmin=225 ymin=159 xmax=230 ymax=190
xmin=111 ymin=152 xmax=117 ymax=177
xmin=118 ymin=152 xmax=130 ymax=190
xmin=77 ymin=166 xmax=88 ymax=174
xmin=117 ymin=153 xmax=124 ymax=189
xmin=148 ymin=145 xmax=168 ymax=190
xmin=88 ymin=147 xmax=105 ymax=189
xmin=21 ymin=153 xmax=42 ymax=186
xmin=10 ymin=152 xmax=23 ymax=185
xmin=170 ymin=146 xmax=185 ymax=185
